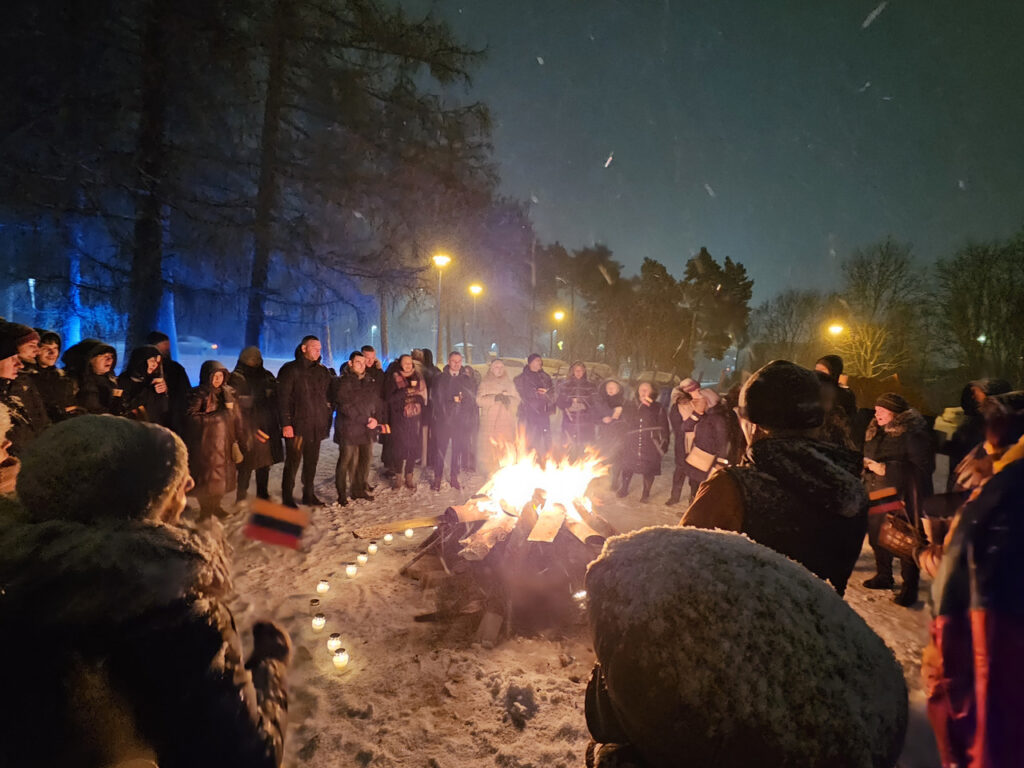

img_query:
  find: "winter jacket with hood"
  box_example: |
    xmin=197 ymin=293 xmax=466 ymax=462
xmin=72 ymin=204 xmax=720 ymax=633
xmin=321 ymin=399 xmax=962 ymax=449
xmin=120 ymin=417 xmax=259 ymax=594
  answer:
xmin=862 ymin=408 xmax=934 ymax=520
xmin=682 ymin=437 xmax=869 ymax=594
xmin=331 ymin=366 xmax=383 ymax=446
xmin=28 ymin=359 xmax=78 ymax=423
xmin=276 ymin=346 xmax=334 ymax=442
xmin=118 ymin=345 xmax=170 ymax=424
xmin=187 ymin=361 xmax=240 ymax=498
xmin=477 ymin=363 xmax=521 ymax=473
xmin=230 ymin=348 xmax=284 ymax=470
xmin=0 ymin=506 xmax=288 ymax=768
xmin=66 ymin=341 xmax=123 ymax=415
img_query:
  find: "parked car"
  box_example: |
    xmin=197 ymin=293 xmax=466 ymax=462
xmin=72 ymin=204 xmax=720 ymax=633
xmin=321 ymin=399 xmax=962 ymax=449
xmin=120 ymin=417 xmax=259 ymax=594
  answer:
xmin=176 ymin=335 xmax=219 ymax=355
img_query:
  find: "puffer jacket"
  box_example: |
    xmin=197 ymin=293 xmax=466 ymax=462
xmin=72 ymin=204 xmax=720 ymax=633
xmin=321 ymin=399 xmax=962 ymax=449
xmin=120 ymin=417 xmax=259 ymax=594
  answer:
xmin=0 ymin=507 xmax=288 ymax=768
xmin=186 ymin=361 xmax=239 ymax=498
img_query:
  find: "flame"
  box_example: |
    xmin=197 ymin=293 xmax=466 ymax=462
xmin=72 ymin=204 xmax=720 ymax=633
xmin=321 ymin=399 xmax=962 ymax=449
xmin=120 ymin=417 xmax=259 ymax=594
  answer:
xmin=477 ymin=442 xmax=607 ymax=522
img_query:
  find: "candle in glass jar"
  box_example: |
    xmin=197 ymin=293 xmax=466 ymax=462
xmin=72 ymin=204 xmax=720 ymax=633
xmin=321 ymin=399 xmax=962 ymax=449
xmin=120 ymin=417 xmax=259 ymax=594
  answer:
xmin=316 ymin=579 xmax=330 ymax=594
xmin=332 ymin=648 xmax=349 ymax=670
xmin=345 ymin=562 xmax=357 ymax=578
xmin=309 ymin=598 xmax=321 ymax=614
xmin=311 ymin=613 xmax=326 ymax=632
xmin=367 ymin=541 xmax=378 ymax=555
xmin=383 ymin=533 xmax=393 ymax=544
xmin=404 ymin=528 xmax=414 ymax=538
xmin=356 ymin=552 xmax=368 ymax=566
xmin=327 ymin=633 xmax=342 ymax=652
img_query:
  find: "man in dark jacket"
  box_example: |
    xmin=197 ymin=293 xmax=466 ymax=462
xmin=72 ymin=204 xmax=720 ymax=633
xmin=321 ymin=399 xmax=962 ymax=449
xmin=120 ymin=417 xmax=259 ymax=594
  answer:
xmin=147 ymin=331 xmax=192 ymax=436
xmin=29 ymin=330 xmax=79 ymax=423
xmin=277 ymin=335 xmax=334 ymax=507
xmin=815 ymin=354 xmax=857 ymax=418
xmin=1 ymin=323 xmax=49 ymax=451
xmin=430 ymin=351 xmax=477 ymax=490
xmin=681 ymin=360 xmax=868 ymax=595
xmin=515 ymin=353 xmax=554 ymax=458
xmin=230 ymin=347 xmax=283 ymax=502
xmin=0 ymin=416 xmax=289 ymax=768
xmin=332 ymin=350 xmax=383 ymax=505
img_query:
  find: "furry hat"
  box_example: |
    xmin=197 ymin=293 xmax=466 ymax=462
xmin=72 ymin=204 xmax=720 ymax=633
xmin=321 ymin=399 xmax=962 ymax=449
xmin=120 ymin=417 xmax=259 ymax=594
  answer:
xmin=874 ymin=392 xmax=909 ymax=414
xmin=16 ymin=416 xmax=189 ymax=524
xmin=740 ymin=360 xmax=824 ymax=430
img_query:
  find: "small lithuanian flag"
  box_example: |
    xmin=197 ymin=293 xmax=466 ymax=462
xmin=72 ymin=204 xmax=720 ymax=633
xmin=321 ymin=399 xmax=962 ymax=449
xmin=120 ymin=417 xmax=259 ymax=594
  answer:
xmin=245 ymin=498 xmax=310 ymax=549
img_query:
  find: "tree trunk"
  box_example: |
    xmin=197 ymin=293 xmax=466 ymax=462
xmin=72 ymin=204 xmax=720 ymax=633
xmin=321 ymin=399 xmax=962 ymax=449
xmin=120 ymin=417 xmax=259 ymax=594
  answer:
xmin=379 ymin=284 xmax=390 ymax=359
xmin=157 ymin=288 xmax=179 ymax=360
xmin=245 ymin=0 xmax=290 ymax=348
xmin=126 ymin=0 xmax=169 ymax=350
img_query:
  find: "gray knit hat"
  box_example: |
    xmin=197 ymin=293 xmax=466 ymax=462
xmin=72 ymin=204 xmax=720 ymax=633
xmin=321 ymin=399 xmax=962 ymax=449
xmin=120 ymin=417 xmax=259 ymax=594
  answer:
xmin=16 ymin=415 xmax=189 ymax=523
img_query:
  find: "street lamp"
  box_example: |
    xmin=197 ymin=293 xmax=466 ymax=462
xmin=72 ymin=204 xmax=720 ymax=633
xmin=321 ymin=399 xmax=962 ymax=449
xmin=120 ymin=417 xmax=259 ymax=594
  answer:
xmin=370 ymin=324 xmax=377 ymax=349
xmin=828 ymin=323 xmax=845 ymax=336
xmin=432 ymin=253 xmax=451 ymax=360
xmin=551 ymin=310 xmax=566 ymax=357
xmin=468 ymin=284 xmax=483 ymax=364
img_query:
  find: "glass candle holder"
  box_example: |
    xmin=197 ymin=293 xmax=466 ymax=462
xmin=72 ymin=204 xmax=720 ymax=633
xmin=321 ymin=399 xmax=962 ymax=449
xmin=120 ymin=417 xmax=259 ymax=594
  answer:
xmin=309 ymin=598 xmax=321 ymax=615
xmin=383 ymin=533 xmax=394 ymax=544
xmin=316 ymin=579 xmax=330 ymax=594
xmin=404 ymin=528 xmax=414 ymax=538
xmin=327 ymin=633 xmax=342 ymax=653
xmin=345 ymin=562 xmax=357 ymax=578
xmin=332 ymin=648 xmax=349 ymax=670
xmin=311 ymin=613 xmax=326 ymax=632
xmin=356 ymin=552 xmax=368 ymax=566
xmin=367 ymin=542 xmax=378 ymax=555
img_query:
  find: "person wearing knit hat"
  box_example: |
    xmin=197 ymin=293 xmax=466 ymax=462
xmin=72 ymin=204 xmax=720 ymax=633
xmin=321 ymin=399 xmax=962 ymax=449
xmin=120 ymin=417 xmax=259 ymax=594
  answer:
xmin=681 ymin=360 xmax=868 ymax=595
xmin=0 ymin=322 xmax=45 ymax=457
xmin=861 ymin=391 xmax=934 ymax=605
xmin=514 ymin=353 xmax=555 ymax=458
xmin=0 ymin=415 xmax=291 ymax=767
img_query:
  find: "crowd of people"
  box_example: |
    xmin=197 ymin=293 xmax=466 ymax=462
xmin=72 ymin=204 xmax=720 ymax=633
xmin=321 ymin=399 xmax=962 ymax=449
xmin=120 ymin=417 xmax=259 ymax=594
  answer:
xmin=2 ymin=314 xmax=1022 ymax=767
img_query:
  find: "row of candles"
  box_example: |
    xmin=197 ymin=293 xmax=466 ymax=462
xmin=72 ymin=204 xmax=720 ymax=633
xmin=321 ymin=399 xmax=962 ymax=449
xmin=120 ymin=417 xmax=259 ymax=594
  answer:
xmin=308 ymin=528 xmax=417 ymax=669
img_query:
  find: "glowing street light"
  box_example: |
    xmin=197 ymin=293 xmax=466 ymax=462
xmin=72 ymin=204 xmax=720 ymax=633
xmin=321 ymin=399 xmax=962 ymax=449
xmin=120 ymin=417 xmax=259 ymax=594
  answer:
xmin=433 ymin=253 xmax=451 ymax=361
xmin=976 ymin=334 xmax=987 ymax=344
xmin=828 ymin=323 xmax=845 ymax=336
xmin=468 ymin=284 xmax=483 ymax=364
xmin=551 ymin=310 xmax=566 ymax=357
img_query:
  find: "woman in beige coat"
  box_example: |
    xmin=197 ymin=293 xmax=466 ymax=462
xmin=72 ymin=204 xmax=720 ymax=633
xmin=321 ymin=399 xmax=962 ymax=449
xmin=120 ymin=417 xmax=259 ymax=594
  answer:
xmin=476 ymin=359 xmax=521 ymax=474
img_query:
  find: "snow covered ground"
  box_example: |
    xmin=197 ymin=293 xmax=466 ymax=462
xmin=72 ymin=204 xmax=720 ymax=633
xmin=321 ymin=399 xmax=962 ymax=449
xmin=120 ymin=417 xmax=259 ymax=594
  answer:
xmin=212 ymin=440 xmax=941 ymax=768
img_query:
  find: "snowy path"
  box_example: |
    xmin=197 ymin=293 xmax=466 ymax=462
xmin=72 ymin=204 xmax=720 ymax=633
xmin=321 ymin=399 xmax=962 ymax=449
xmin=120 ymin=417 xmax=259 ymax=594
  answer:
xmin=213 ymin=440 xmax=939 ymax=768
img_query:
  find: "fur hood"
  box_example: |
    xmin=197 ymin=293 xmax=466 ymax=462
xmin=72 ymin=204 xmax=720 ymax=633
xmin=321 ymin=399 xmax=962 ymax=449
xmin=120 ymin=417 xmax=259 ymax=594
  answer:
xmin=748 ymin=437 xmax=867 ymax=518
xmin=864 ymin=407 xmax=928 ymax=442
xmin=0 ymin=512 xmax=232 ymax=629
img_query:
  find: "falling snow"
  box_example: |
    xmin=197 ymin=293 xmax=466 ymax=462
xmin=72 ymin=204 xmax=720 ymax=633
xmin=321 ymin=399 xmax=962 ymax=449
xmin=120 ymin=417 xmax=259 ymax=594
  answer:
xmin=604 ymin=152 xmax=614 ymax=168
xmin=704 ymin=183 xmax=716 ymax=198
xmin=861 ymin=2 xmax=888 ymax=30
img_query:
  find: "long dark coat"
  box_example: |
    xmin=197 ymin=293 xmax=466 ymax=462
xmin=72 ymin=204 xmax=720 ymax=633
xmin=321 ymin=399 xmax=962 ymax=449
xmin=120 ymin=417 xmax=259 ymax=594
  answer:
xmin=229 ymin=361 xmax=284 ymax=470
xmin=7 ymin=370 xmax=49 ymax=443
xmin=332 ymin=369 xmax=383 ymax=446
xmin=862 ymin=408 xmax=934 ymax=520
xmin=28 ymin=363 xmax=78 ymax=422
xmin=621 ymin=399 xmax=669 ymax=475
xmin=557 ymin=371 xmax=598 ymax=444
xmin=161 ymin=355 xmax=192 ymax=436
xmin=594 ymin=380 xmax=627 ymax=463
xmin=514 ymin=366 xmax=554 ymax=430
xmin=187 ymin=361 xmax=239 ymax=498
xmin=385 ymin=369 xmax=427 ymax=462
xmin=276 ymin=350 xmax=334 ymax=442
xmin=118 ymin=345 xmax=170 ymax=424
xmin=0 ymin=513 xmax=288 ymax=768
xmin=431 ymin=366 xmax=478 ymax=432
xmin=70 ymin=342 xmax=122 ymax=415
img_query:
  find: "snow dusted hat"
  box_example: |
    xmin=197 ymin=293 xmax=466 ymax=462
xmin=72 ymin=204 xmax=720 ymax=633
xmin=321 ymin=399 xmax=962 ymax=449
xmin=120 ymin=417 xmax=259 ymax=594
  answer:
xmin=874 ymin=392 xmax=909 ymax=415
xmin=740 ymin=360 xmax=824 ymax=430
xmin=16 ymin=415 xmax=189 ymax=524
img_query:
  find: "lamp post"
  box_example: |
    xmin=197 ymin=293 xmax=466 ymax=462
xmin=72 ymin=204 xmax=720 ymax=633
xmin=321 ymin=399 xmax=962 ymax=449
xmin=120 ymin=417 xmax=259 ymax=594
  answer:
xmin=432 ymin=253 xmax=451 ymax=361
xmin=468 ymin=284 xmax=482 ymax=364
xmin=828 ymin=323 xmax=845 ymax=337
xmin=370 ymin=324 xmax=377 ymax=349
xmin=551 ymin=310 xmax=565 ymax=358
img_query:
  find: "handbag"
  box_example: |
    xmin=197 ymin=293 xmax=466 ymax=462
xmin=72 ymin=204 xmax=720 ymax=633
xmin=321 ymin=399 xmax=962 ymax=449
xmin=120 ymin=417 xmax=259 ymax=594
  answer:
xmin=870 ymin=486 xmax=923 ymax=560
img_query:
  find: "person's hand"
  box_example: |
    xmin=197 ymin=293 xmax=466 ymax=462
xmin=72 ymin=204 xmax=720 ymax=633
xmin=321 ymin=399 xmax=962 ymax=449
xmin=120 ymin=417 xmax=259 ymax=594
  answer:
xmin=367 ymin=417 xmax=378 ymax=430
xmin=153 ymin=378 xmax=167 ymax=394
xmin=640 ymin=396 xmax=653 ymax=406
xmin=955 ymin=452 xmax=993 ymax=489
xmin=864 ymin=458 xmax=885 ymax=476
xmin=602 ymin=416 xmax=612 ymax=424
xmin=282 ymin=425 xmax=295 ymax=439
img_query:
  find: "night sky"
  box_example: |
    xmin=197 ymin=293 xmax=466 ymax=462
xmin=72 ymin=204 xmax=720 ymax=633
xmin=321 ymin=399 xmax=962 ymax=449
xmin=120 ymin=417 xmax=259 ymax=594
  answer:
xmin=415 ymin=0 xmax=1024 ymax=300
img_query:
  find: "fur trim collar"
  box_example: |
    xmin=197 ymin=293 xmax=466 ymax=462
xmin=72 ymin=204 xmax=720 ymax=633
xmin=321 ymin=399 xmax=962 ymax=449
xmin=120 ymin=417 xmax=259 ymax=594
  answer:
xmin=864 ymin=408 xmax=927 ymax=442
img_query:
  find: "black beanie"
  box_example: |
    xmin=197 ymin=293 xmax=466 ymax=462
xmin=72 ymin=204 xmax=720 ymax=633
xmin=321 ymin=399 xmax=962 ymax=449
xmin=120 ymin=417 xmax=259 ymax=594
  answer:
xmin=527 ymin=353 xmax=543 ymax=364
xmin=16 ymin=416 xmax=189 ymax=523
xmin=816 ymin=355 xmax=844 ymax=382
xmin=741 ymin=360 xmax=825 ymax=430
xmin=874 ymin=393 xmax=910 ymax=415
xmin=0 ymin=322 xmax=37 ymax=360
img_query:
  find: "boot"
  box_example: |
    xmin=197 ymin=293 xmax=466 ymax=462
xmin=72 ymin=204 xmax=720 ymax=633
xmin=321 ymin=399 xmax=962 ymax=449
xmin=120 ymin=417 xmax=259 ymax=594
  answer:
xmin=282 ymin=495 xmax=298 ymax=509
xmin=405 ymin=472 xmax=416 ymax=490
xmin=664 ymin=495 xmax=680 ymax=507
xmin=893 ymin=560 xmax=920 ymax=606
xmin=640 ymin=476 xmax=654 ymax=503
xmin=430 ymin=477 xmax=442 ymax=492
xmin=302 ymin=493 xmax=325 ymax=507
xmin=391 ymin=475 xmax=402 ymax=490
xmin=450 ymin=474 xmax=461 ymax=491
xmin=616 ymin=475 xmax=631 ymax=498
xmin=862 ymin=574 xmax=895 ymax=590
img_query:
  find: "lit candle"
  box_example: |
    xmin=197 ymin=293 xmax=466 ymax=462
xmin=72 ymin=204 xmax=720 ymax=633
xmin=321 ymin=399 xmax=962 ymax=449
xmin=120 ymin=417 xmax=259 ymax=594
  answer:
xmin=311 ymin=613 xmax=326 ymax=632
xmin=383 ymin=533 xmax=394 ymax=544
xmin=367 ymin=541 xmax=378 ymax=555
xmin=345 ymin=562 xmax=357 ymax=578
xmin=309 ymin=598 xmax=321 ymax=615
xmin=316 ymin=579 xmax=330 ymax=594
xmin=573 ymin=590 xmax=588 ymax=602
xmin=404 ymin=528 xmax=414 ymax=538
xmin=357 ymin=552 xmax=368 ymax=566
xmin=332 ymin=648 xmax=350 ymax=670
xmin=327 ymin=633 xmax=342 ymax=652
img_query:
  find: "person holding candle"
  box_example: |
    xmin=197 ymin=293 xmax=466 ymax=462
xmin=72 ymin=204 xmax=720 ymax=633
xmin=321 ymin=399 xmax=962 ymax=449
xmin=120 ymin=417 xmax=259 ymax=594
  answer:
xmin=118 ymin=344 xmax=170 ymax=424
xmin=514 ymin=353 xmax=555 ymax=459
xmin=384 ymin=354 xmax=428 ymax=490
xmin=0 ymin=416 xmax=290 ymax=768
xmin=429 ymin=351 xmax=477 ymax=491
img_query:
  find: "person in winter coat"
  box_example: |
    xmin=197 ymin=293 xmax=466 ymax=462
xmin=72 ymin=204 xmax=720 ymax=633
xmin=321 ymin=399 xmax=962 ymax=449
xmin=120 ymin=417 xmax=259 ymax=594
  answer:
xmin=187 ymin=360 xmax=240 ymax=519
xmin=681 ymin=360 xmax=869 ymax=596
xmin=594 ymin=379 xmax=627 ymax=491
xmin=938 ymin=378 xmax=1012 ymax=492
xmin=118 ymin=344 xmax=170 ymax=424
xmin=29 ymin=330 xmax=79 ymax=423
xmin=385 ymin=354 xmax=428 ymax=489
xmin=0 ymin=323 xmax=49 ymax=452
xmin=476 ymin=359 xmax=521 ymax=475
xmin=666 ymin=379 xmax=730 ymax=506
xmin=515 ymin=353 xmax=555 ymax=458
xmin=0 ymin=324 xmax=34 ymax=458
xmin=862 ymin=392 xmax=935 ymax=606
xmin=816 ymin=371 xmax=856 ymax=449
xmin=146 ymin=331 xmax=192 ymax=436
xmin=332 ymin=350 xmax=383 ymax=505
xmin=815 ymin=354 xmax=857 ymax=418
xmin=68 ymin=340 xmax=124 ymax=415
xmin=429 ymin=351 xmax=477 ymax=490
xmin=917 ymin=391 xmax=1024 ymax=768
xmin=0 ymin=416 xmax=289 ymax=768
xmin=230 ymin=347 xmax=284 ymax=502
xmin=557 ymin=361 xmax=598 ymax=459
xmin=0 ymin=402 xmax=18 ymax=494
xmin=277 ymin=335 xmax=334 ymax=507
xmin=617 ymin=381 xmax=669 ymax=502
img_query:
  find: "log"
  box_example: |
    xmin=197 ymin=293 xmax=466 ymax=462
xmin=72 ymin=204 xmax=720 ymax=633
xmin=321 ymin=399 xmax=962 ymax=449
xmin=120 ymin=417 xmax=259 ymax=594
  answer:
xmin=351 ymin=514 xmax=444 ymax=539
xmin=527 ymin=504 xmax=566 ymax=542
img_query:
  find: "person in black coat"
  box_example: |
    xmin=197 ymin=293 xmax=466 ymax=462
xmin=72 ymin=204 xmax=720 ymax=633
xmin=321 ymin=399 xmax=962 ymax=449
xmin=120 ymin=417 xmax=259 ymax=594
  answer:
xmin=0 ymin=416 xmax=289 ymax=768
xmin=594 ymin=378 xmax=627 ymax=491
xmin=515 ymin=353 xmax=555 ymax=458
xmin=862 ymin=392 xmax=935 ymax=606
xmin=0 ymin=324 xmax=49 ymax=451
xmin=618 ymin=381 xmax=670 ymax=502
xmin=385 ymin=354 xmax=428 ymax=489
xmin=29 ymin=330 xmax=80 ymax=423
xmin=230 ymin=347 xmax=284 ymax=502
xmin=66 ymin=339 xmax=124 ymax=416
xmin=430 ymin=351 xmax=477 ymax=491
xmin=666 ymin=379 xmax=730 ymax=506
xmin=815 ymin=354 xmax=857 ymax=418
xmin=147 ymin=331 xmax=193 ymax=437
xmin=332 ymin=350 xmax=383 ymax=504
xmin=187 ymin=361 xmax=240 ymax=519
xmin=118 ymin=344 xmax=170 ymax=424
xmin=276 ymin=335 xmax=334 ymax=507
xmin=557 ymin=361 xmax=598 ymax=459
xmin=938 ymin=378 xmax=1012 ymax=491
